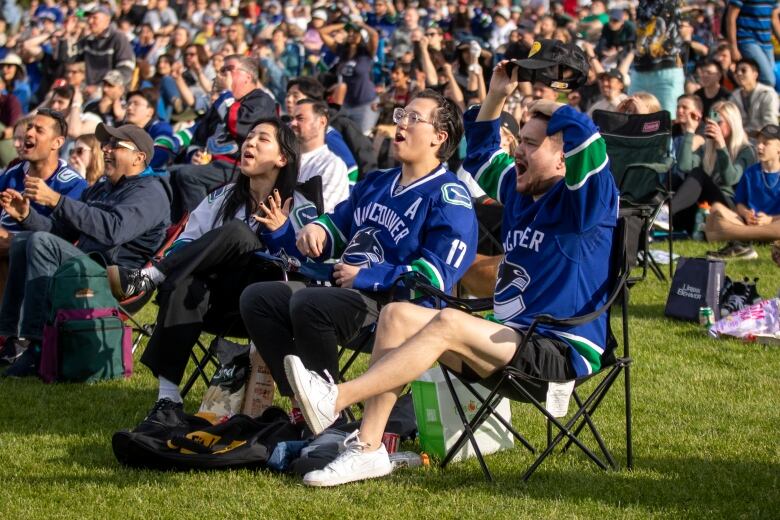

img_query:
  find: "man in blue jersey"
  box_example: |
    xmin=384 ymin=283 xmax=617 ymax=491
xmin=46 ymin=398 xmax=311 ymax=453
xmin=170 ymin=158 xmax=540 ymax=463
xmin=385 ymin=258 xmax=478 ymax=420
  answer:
xmin=0 ymin=109 xmax=87 ymax=249
xmin=238 ymin=89 xmax=478 ymax=434
xmin=283 ymin=46 xmax=619 ymax=487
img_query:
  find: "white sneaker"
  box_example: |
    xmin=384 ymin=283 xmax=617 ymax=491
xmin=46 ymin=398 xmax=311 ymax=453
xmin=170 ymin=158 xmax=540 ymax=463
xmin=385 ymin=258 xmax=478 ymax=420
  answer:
xmin=652 ymin=204 xmax=670 ymax=231
xmin=284 ymin=355 xmax=339 ymax=435
xmin=303 ymin=430 xmax=393 ymax=487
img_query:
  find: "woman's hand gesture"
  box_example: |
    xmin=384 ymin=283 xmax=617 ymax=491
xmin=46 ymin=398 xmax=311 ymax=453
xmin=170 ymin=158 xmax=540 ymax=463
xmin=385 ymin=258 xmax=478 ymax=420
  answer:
xmin=253 ymin=189 xmax=291 ymax=232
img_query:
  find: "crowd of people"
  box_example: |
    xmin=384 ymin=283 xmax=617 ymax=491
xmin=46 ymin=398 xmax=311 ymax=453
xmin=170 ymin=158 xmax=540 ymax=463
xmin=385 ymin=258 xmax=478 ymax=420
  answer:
xmin=1 ymin=0 xmax=780 ymax=487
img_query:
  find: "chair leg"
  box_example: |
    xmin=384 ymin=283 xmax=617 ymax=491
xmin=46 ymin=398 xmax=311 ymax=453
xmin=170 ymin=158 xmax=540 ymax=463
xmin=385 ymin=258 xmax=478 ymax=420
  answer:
xmin=561 ymin=366 xmax=623 ymax=455
xmin=180 ymin=338 xmax=219 ymax=399
xmin=569 ymin=390 xmax=618 ymax=470
xmin=625 ymin=364 xmax=633 ymax=470
xmin=458 ymin=378 xmax=535 ymax=454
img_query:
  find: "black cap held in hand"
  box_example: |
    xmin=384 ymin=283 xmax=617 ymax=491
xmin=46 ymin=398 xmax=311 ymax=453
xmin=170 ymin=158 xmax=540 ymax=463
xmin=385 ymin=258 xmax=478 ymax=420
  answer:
xmin=508 ymin=39 xmax=590 ymax=91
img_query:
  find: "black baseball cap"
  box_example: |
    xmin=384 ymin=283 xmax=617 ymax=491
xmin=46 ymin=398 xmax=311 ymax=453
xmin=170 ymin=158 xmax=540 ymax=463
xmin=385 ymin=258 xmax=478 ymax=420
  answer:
xmin=759 ymin=124 xmax=780 ymax=141
xmin=499 ymin=111 xmax=520 ymax=137
xmin=96 ymin=124 xmax=155 ymax=166
xmin=514 ymin=39 xmax=589 ymax=90
xmin=599 ymin=68 xmax=624 ymax=83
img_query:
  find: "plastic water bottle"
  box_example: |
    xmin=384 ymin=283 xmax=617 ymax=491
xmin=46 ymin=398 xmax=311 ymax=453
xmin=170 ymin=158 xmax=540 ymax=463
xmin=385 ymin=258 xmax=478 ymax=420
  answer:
xmin=693 ymin=202 xmax=710 ymax=241
xmin=389 ymin=451 xmax=429 ymax=469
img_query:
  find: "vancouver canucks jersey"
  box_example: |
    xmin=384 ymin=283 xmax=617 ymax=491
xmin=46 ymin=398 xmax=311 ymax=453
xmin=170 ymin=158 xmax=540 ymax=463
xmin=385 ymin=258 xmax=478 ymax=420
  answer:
xmin=0 ymin=159 xmax=87 ymax=232
xmin=462 ymin=106 xmax=619 ymax=376
xmin=265 ymin=166 xmax=478 ymax=293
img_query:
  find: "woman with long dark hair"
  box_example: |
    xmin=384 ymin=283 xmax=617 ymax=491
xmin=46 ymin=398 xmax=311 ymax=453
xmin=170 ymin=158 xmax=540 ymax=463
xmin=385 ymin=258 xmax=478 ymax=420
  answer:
xmin=108 ymin=118 xmax=318 ymax=427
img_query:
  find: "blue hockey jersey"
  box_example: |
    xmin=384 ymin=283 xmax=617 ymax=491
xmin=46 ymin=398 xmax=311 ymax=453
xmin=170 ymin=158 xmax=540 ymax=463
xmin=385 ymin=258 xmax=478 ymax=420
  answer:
xmin=264 ymin=166 xmax=478 ymax=294
xmin=0 ymin=159 xmax=87 ymax=232
xmin=462 ymin=105 xmax=619 ymax=376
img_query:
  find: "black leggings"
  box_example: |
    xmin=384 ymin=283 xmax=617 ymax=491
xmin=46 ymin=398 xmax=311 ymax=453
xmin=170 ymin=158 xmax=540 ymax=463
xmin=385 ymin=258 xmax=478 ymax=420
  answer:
xmin=671 ymin=169 xmax=735 ymax=216
xmin=239 ymin=282 xmax=385 ymax=396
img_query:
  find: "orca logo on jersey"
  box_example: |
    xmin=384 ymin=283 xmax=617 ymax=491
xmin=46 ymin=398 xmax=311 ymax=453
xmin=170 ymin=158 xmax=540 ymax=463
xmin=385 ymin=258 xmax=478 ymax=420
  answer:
xmin=493 ymin=258 xmax=531 ymax=321
xmin=441 ymin=183 xmax=473 ymax=209
xmin=341 ymin=227 xmax=386 ymax=267
xmin=292 ymin=203 xmax=318 ymax=227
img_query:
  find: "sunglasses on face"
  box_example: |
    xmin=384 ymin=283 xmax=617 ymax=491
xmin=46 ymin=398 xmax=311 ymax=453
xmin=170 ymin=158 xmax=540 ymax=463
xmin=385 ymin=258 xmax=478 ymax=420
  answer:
xmin=70 ymin=146 xmax=90 ymax=156
xmin=103 ymin=138 xmax=138 ymax=152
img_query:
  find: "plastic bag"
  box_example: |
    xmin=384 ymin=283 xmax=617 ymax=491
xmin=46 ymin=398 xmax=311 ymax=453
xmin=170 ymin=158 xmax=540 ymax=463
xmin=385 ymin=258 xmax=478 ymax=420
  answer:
xmin=708 ymin=298 xmax=780 ymax=339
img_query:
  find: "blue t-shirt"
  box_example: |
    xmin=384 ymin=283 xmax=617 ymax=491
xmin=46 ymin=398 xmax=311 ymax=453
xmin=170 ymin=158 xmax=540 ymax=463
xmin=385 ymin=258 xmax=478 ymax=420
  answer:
xmin=733 ymin=162 xmax=780 ymax=214
xmin=338 ymin=46 xmax=377 ymax=107
xmin=0 ymin=159 xmax=87 ymax=232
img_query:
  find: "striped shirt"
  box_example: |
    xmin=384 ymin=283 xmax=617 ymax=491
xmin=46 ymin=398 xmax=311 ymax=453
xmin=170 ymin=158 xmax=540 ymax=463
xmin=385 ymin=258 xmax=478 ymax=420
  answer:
xmin=730 ymin=0 xmax=780 ymax=48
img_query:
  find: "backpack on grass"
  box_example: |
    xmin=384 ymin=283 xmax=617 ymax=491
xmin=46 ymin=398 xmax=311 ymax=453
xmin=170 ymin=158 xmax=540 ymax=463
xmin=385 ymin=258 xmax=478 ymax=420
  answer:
xmin=39 ymin=254 xmax=132 ymax=383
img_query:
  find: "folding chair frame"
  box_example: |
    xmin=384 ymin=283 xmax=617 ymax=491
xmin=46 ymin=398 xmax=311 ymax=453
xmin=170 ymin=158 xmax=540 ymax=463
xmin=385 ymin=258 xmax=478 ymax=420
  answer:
xmin=395 ymin=218 xmax=633 ymax=482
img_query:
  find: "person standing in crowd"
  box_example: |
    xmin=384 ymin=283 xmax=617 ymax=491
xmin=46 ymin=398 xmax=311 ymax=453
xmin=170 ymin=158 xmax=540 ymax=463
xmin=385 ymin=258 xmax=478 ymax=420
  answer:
xmin=630 ymin=0 xmax=685 ymax=116
xmin=0 ymin=75 xmax=22 ymax=168
xmin=72 ymin=3 xmax=136 ymax=89
xmin=725 ymin=0 xmax=780 ymax=88
xmin=319 ymin=19 xmax=381 ymax=135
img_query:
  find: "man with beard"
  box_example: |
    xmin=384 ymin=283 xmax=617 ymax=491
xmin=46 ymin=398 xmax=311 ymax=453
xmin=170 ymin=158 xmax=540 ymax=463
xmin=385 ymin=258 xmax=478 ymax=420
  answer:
xmin=282 ymin=42 xmax=619 ymax=487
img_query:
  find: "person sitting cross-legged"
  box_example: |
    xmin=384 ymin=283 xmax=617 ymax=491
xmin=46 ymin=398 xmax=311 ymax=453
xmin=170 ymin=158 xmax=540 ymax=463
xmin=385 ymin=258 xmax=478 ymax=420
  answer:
xmin=706 ymin=124 xmax=780 ymax=260
xmin=0 ymin=124 xmax=170 ymax=377
xmin=283 ymin=57 xmax=619 ymax=487
xmin=238 ymin=89 xmax=478 ymax=429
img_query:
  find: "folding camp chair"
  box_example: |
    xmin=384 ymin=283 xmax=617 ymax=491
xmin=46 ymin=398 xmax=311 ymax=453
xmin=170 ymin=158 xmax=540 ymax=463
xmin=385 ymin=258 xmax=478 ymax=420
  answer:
xmin=120 ymin=212 xmax=190 ymax=353
xmin=592 ymin=109 xmax=675 ymax=282
xmin=396 ymin=216 xmax=632 ymax=482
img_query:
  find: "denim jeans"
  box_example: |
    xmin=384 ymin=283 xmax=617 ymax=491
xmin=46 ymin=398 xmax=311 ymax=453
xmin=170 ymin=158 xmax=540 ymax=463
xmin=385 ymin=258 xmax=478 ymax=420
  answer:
xmin=738 ymin=41 xmax=776 ymax=88
xmin=339 ymin=99 xmax=380 ymax=136
xmin=628 ymin=66 xmax=685 ymax=118
xmin=0 ymin=232 xmax=84 ymax=341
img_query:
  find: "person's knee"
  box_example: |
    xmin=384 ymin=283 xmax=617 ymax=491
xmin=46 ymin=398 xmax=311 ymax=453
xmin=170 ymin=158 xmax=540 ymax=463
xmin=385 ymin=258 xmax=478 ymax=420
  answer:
xmin=433 ymin=307 xmax=467 ymax=336
xmin=377 ymin=302 xmax=418 ymax=331
xmin=289 ymin=289 xmax=326 ymax=323
xmin=239 ymin=283 xmax=267 ymax=320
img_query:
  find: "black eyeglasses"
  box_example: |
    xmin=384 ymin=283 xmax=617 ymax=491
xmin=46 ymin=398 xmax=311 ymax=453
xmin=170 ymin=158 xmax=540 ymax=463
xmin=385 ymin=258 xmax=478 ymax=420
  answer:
xmin=36 ymin=108 xmax=68 ymax=137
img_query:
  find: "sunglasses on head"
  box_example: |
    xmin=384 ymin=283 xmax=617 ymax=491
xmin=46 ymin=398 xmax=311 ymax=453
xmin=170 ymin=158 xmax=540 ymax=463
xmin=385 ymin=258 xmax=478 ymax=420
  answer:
xmin=36 ymin=108 xmax=68 ymax=136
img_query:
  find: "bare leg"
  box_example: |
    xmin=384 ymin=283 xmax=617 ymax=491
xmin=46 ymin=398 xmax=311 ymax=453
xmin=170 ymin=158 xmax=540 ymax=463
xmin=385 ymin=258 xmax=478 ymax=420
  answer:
xmin=336 ymin=303 xmax=521 ymax=449
xmin=706 ymin=203 xmax=780 ymax=241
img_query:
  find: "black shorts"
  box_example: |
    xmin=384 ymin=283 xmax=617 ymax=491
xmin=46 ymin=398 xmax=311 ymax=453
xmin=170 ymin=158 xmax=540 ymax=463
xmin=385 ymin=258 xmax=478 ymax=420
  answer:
xmin=456 ymin=333 xmax=575 ymax=402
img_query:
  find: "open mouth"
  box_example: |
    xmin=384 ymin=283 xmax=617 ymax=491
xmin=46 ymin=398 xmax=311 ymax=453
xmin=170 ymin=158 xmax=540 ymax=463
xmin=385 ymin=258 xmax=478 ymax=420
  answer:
xmin=515 ymin=159 xmax=527 ymax=178
xmin=243 ymin=150 xmax=255 ymax=159
xmin=394 ymin=133 xmax=406 ymax=143
xmin=23 ymin=140 xmax=34 ymax=151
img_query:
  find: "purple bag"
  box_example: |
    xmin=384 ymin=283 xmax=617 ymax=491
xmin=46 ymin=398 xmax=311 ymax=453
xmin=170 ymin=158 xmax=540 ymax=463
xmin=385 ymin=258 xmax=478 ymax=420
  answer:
xmin=40 ymin=308 xmax=132 ymax=383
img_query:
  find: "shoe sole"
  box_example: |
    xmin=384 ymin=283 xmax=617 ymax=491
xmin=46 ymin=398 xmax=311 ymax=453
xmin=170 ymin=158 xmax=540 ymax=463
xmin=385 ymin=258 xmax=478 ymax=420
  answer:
xmin=284 ymin=356 xmax=329 ymax=436
xmin=106 ymin=266 xmax=128 ymax=300
xmin=707 ymin=252 xmax=759 ymax=261
xmin=303 ymin=465 xmax=393 ymax=487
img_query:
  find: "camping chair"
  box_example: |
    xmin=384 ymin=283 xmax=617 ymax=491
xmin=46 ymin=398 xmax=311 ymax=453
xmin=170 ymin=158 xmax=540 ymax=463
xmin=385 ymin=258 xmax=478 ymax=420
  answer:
xmin=178 ymin=177 xmax=326 ymax=398
xmin=120 ymin=212 xmax=190 ymax=353
xmin=394 ymin=216 xmax=632 ymax=482
xmin=592 ymin=109 xmax=674 ymax=282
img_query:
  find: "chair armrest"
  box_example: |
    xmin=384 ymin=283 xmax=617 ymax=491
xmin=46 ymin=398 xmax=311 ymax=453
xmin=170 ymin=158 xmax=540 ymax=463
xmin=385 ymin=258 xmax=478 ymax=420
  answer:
xmin=391 ymin=272 xmax=494 ymax=312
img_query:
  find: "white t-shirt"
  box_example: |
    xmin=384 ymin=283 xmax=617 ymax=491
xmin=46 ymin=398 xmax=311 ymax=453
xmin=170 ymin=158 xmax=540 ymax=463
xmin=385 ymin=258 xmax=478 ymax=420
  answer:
xmin=300 ymin=144 xmax=350 ymax=213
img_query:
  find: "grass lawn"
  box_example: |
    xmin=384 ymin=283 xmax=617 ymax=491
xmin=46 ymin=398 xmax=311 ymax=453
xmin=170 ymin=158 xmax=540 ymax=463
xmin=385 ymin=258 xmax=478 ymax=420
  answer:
xmin=1 ymin=240 xmax=779 ymax=519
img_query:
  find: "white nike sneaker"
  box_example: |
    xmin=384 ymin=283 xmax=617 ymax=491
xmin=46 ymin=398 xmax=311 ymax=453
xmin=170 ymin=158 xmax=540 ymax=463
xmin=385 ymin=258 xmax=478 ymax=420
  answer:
xmin=284 ymin=355 xmax=339 ymax=435
xmin=303 ymin=430 xmax=393 ymax=487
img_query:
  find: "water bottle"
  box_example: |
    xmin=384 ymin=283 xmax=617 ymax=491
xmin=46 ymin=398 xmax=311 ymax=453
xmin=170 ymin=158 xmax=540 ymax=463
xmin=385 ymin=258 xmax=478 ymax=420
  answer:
xmin=389 ymin=451 xmax=429 ymax=469
xmin=693 ymin=202 xmax=710 ymax=241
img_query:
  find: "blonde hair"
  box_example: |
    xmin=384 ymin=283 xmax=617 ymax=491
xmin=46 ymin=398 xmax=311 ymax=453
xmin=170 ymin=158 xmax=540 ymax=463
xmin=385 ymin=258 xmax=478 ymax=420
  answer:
xmin=75 ymin=134 xmax=105 ymax=186
xmin=631 ymin=92 xmax=661 ymax=114
xmin=702 ymin=100 xmax=751 ymax=175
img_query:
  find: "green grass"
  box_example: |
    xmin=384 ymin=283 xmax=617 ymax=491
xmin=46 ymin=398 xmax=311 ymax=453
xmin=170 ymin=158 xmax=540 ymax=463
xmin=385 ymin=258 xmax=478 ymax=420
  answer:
xmin=1 ymin=241 xmax=779 ymax=519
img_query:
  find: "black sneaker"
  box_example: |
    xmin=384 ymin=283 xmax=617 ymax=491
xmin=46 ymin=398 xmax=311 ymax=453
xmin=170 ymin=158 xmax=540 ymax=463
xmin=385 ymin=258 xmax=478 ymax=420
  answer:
xmin=2 ymin=344 xmax=40 ymax=378
xmin=132 ymin=398 xmax=188 ymax=438
xmin=0 ymin=337 xmax=28 ymax=366
xmin=720 ymin=278 xmax=749 ymax=317
xmin=707 ymin=243 xmax=758 ymax=261
xmin=107 ymin=266 xmax=157 ymax=301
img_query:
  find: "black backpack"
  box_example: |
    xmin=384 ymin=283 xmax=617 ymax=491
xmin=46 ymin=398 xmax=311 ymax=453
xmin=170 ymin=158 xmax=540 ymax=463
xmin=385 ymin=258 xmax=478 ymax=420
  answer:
xmin=111 ymin=407 xmax=301 ymax=471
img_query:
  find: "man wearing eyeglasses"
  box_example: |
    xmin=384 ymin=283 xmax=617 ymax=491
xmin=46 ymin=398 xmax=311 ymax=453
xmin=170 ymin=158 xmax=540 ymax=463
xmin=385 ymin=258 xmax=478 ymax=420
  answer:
xmin=0 ymin=124 xmax=171 ymax=377
xmin=169 ymin=54 xmax=276 ymax=221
